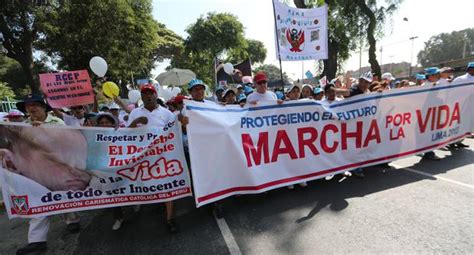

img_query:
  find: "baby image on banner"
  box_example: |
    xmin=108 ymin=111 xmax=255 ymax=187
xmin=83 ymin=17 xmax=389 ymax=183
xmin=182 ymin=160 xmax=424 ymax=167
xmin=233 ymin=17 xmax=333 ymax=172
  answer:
xmin=0 ymin=121 xmax=192 ymax=218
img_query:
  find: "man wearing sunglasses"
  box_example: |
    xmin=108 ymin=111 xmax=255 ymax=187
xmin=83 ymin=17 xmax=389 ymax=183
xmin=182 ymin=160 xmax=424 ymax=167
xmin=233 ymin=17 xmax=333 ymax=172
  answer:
xmin=246 ymin=72 xmax=282 ymax=105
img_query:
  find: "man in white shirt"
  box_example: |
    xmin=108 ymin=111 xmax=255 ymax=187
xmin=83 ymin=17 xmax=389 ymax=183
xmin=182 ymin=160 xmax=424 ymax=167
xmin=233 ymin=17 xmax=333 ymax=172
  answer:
xmin=381 ymin=72 xmax=395 ymax=89
xmin=246 ymin=72 xmax=281 ymax=105
xmin=126 ymin=84 xmax=179 ymax=233
xmin=453 ymin=62 xmax=474 ymax=84
xmin=14 ymin=95 xmax=82 ymax=254
xmin=321 ymin=83 xmax=342 ymax=104
xmin=449 ymin=62 xmax=473 ymax=149
xmin=422 ymin=67 xmax=441 ymax=86
xmin=52 ymin=105 xmax=86 ymax=127
xmin=438 ymin=67 xmax=454 ymax=85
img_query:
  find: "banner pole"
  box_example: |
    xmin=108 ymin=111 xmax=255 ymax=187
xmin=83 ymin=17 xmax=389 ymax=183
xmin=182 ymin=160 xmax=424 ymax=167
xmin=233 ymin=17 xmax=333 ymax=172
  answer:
xmin=272 ymin=0 xmax=285 ymax=90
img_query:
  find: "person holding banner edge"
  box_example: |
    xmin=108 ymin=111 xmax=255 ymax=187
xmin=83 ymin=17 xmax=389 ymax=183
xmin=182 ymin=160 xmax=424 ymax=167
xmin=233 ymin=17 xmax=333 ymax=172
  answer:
xmin=95 ymin=112 xmax=126 ymax=231
xmin=4 ymin=94 xmax=87 ymax=254
xmin=126 ymin=84 xmax=179 ymax=233
xmin=180 ymin=79 xmax=226 ymax=219
xmin=284 ymin=83 xmax=308 ymax=189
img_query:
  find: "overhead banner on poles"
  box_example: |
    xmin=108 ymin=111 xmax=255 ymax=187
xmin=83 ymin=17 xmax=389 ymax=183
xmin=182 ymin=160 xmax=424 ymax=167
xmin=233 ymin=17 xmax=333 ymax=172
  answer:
xmin=185 ymin=83 xmax=474 ymax=207
xmin=0 ymin=122 xmax=192 ymax=218
xmin=273 ymin=0 xmax=328 ymax=61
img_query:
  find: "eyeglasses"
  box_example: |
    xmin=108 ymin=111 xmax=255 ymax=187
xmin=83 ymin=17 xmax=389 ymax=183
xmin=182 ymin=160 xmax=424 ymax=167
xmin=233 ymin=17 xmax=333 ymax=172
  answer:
xmin=257 ymin=80 xmax=267 ymax=85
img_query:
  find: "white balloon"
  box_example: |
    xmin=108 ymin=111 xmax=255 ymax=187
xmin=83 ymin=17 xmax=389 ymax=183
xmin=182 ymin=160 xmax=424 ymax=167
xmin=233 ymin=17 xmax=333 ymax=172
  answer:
xmin=170 ymin=87 xmax=181 ymax=97
xmin=89 ymin=56 xmax=108 ymax=77
xmin=161 ymin=88 xmax=173 ymax=101
xmin=223 ymin=63 xmax=234 ymax=75
xmin=128 ymin=90 xmax=141 ymax=103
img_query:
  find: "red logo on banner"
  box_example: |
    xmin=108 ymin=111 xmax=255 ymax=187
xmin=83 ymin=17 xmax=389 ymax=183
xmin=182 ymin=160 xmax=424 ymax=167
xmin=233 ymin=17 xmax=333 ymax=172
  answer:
xmin=286 ymin=28 xmax=305 ymax=52
xmin=11 ymin=195 xmax=30 ymax=215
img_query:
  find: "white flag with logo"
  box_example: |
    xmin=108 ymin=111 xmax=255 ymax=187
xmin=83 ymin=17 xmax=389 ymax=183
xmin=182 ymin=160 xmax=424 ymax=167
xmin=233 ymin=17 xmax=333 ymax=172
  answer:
xmin=273 ymin=0 xmax=328 ymax=61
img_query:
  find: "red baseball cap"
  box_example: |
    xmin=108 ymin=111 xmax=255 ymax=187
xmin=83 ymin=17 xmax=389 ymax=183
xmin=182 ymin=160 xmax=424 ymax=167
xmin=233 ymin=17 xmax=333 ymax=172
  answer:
xmin=173 ymin=95 xmax=187 ymax=104
xmin=254 ymin=72 xmax=268 ymax=83
xmin=140 ymin=84 xmax=157 ymax=94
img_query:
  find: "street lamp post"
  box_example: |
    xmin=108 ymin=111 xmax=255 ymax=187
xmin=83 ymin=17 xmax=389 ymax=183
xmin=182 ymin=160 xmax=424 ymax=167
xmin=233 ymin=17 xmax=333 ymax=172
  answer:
xmin=404 ymin=17 xmax=418 ymax=78
xmin=409 ymin=36 xmax=418 ymax=77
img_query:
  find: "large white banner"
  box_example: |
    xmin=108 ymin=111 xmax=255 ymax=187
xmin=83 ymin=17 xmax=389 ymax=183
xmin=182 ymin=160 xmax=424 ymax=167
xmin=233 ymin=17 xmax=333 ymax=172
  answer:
xmin=0 ymin=122 xmax=192 ymax=218
xmin=273 ymin=0 xmax=328 ymax=61
xmin=186 ymin=82 xmax=473 ymax=207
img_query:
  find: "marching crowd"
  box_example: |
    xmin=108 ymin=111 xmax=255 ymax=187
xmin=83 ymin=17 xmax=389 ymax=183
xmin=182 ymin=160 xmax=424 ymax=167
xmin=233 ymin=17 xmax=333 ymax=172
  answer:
xmin=1 ymin=62 xmax=473 ymax=254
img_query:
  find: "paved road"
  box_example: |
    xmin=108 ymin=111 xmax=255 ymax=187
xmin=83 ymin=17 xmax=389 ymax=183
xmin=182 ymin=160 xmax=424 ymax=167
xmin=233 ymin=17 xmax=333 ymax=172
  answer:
xmin=1 ymin=138 xmax=473 ymax=254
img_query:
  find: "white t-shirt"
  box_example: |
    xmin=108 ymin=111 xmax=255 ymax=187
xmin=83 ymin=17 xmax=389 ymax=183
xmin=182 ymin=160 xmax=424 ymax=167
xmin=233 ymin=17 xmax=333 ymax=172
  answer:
xmin=421 ymin=80 xmax=437 ymax=86
xmin=246 ymin=91 xmax=277 ymax=103
xmin=452 ymin=73 xmax=474 ymax=84
xmin=63 ymin=114 xmax=85 ymax=127
xmin=321 ymin=97 xmax=342 ymax=105
xmin=127 ymin=106 xmax=176 ymax=128
xmin=437 ymin=78 xmax=450 ymax=86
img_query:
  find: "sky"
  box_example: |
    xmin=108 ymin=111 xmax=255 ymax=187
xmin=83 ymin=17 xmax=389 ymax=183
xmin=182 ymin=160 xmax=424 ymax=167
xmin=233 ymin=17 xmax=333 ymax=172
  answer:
xmin=151 ymin=0 xmax=473 ymax=80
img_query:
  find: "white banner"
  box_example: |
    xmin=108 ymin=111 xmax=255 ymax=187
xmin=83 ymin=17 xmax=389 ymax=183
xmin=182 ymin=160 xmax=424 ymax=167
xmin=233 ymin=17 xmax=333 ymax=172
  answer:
xmin=273 ymin=0 xmax=328 ymax=61
xmin=186 ymin=82 xmax=474 ymax=207
xmin=0 ymin=122 xmax=192 ymax=218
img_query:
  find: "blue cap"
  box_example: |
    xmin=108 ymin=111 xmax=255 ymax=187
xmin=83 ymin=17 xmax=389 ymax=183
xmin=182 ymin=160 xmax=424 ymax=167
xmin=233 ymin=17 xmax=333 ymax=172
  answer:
xmin=188 ymin=79 xmax=206 ymax=90
xmin=425 ymin=67 xmax=440 ymax=76
xmin=275 ymin=91 xmax=284 ymax=100
xmin=237 ymin=94 xmax=247 ymax=103
xmin=244 ymin=86 xmax=253 ymax=95
xmin=313 ymin=87 xmax=323 ymax=94
xmin=467 ymin=62 xmax=474 ymax=69
xmin=416 ymin=73 xmax=426 ymax=80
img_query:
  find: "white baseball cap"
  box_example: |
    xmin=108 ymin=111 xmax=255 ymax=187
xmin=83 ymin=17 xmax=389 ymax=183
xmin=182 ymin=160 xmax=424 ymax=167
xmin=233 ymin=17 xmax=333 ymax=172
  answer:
xmin=381 ymin=72 xmax=395 ymax=81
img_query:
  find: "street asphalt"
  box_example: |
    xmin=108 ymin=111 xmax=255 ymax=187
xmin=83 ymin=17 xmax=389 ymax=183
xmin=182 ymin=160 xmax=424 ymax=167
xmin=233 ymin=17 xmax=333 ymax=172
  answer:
xmin=0 ymin=138 xmax=472 ymax=254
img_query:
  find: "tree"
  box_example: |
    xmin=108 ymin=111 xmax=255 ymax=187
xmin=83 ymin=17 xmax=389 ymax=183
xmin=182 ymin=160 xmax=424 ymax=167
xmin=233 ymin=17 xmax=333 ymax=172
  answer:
xmin=417 ymin=28 xmax=474 ymax=67
xmin=0 ymin=82 xmax=16 ymax=99
xmin=0 ymin=0 xmax=52 ymax=94
xmin=352 ymin=0 xmax=402 ymax=77
xmin=39 ymin=0 xmax=168 ymax=85
xmin=170 ymin=13 xmax=267 ymax=86
xmin=293 ymin=0 xmax=359 ymax=79
xmin=0 ymin=54 xmax=49 ymax=97
xmin=227 ymin=39 xmax=267 ymax=64
xmin=155 ymin=22 xmax=184 ymax=63
xmin=254 ymin=64 xmax=290 ymax=83
xmin=293 ymin=0 xmax=402 ymax=78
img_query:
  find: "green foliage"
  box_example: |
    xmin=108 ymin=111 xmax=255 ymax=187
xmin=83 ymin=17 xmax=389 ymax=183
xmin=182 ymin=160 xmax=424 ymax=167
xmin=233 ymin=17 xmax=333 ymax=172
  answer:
xmin=170 ymin=12 xmax=267 ymax=87
xmin=0 ymin=82 xmax=16 ymax=99
xmin=0 ymin=54 xmax=49 ymax=97
xmin=38 ymin=0 xmax=181 ymax=83
xmin=155 ymin=23 xmax=185 ymax=62
xmin=185 ymin=13 xmax=246 ymax=57
xmin=417 ymin=28 xmax=474 ymax=67
xmin=226 ymin=39 xmax=267 ymax=64
xmin=254 ymin=64 xmax=290 ymax=83
xmin=292 ymin=0 xmax=402 ymax=77
xmin=0 ymin=0 xmax=53 ymax=93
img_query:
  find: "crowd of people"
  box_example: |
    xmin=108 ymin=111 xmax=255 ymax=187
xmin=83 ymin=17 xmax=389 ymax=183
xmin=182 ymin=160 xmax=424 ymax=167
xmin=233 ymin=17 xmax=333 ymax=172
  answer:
xmin=1 ymin=62 xmax=473 ymax=254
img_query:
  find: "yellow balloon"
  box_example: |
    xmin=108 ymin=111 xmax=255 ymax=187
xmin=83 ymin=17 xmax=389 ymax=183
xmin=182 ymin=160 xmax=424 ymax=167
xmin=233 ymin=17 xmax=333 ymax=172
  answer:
xmin=102 ymin=82 xmax=120 ymax=98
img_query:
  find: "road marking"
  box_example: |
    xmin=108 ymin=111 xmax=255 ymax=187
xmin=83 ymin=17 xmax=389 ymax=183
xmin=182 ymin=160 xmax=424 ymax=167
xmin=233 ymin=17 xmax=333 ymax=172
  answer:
xmin=392 ymin=164 xmax=474 ymax=190
xmin=215 ymin=215 xmax=242 ymax=255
